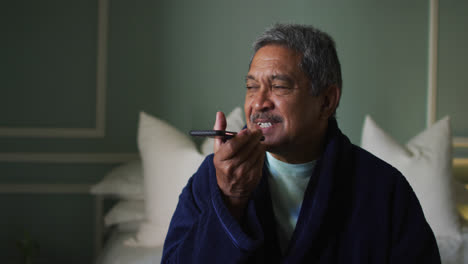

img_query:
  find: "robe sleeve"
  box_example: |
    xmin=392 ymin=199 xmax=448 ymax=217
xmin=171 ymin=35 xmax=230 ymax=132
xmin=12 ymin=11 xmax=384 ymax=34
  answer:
xmin=389 ymin=175 xmax=441 ymax=263
xmin=161 ymin=155 xmax=264 ymax=263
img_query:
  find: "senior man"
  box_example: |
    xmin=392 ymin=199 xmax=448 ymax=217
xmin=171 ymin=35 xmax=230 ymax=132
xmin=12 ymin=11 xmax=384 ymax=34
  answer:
xmin=162 ymin=24 xmax=440 ymax=263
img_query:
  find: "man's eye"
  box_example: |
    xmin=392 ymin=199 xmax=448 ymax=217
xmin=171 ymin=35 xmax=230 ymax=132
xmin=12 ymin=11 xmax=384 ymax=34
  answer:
xmin=272 ymin=85 xmax=293 ymax=95
xmin=272 ymin=85 xmax=289 ymax=89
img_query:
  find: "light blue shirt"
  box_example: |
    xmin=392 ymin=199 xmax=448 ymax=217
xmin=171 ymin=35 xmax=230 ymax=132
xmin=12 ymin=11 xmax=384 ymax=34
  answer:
xmin=266 ymin=152 xmax=316 ymax=253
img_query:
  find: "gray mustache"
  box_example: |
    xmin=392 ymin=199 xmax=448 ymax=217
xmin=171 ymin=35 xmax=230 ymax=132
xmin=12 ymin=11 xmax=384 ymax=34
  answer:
xmin=250 ymin=112 xmax=283 ymax=123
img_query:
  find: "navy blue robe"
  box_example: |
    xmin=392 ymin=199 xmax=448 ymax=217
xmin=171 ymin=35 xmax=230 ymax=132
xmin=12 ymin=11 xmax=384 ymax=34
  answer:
xmin=162 ymin=120 xmax=441 ymax=263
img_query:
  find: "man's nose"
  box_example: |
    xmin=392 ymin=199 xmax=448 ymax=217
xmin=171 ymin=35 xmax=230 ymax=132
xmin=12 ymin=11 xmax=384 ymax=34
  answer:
xmin=253 ymin=87 xmax=274 ymax=111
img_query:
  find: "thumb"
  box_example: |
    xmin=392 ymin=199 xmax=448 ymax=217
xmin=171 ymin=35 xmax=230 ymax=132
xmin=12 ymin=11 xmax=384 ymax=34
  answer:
xmin=213 ymin=111 xmax=227 ymax=152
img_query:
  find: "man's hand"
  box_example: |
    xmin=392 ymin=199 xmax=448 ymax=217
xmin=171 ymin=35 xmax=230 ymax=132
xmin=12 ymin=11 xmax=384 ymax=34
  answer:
xmin=213 ymin=112 xmax=265 ymax=221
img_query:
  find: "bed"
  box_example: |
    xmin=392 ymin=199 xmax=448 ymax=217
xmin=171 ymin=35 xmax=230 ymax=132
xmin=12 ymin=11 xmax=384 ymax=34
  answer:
xmin=95 ymin=230 xmax=163 ymax=264
xmin=90 ymin=108 xmax=468 ymax=264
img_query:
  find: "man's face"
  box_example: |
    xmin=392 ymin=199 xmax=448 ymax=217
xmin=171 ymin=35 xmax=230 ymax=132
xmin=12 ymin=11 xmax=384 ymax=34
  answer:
xmin=244 ymin=45 xmax=328 ymax=161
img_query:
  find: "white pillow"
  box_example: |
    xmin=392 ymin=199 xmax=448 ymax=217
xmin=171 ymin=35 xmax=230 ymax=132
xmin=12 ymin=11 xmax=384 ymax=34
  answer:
xmin=361 ymin=115 xmax=461 ymax=253
xmin=105 ymin=200 xmax=145 ymax=226
xmin=200 ymin=107 xmax=246 ymax=156
xmin=90 ymin=160 xmax=143 ymax=200
xmin=127 ymin=112 xmax=205 ymax=247
xmin=117 ymin=220 xmax=144 ymax=232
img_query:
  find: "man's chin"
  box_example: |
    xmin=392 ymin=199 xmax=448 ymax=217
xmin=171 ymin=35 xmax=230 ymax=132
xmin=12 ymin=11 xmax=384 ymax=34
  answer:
xmin=260 ymin=137 xmax=282 ymax=152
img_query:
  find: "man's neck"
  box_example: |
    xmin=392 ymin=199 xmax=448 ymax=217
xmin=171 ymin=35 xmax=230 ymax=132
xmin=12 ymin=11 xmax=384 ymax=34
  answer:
xmin=269 ymin=147 xmax=321 ymax=164
xmin=269 ymin=126 xmax=328 ymax=164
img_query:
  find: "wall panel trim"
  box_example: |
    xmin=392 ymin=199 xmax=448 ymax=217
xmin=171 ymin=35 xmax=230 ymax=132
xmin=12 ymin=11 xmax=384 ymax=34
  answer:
xmin=0 ymin=0 xmax=108 ymax=138
xmin=0 ymin=184 xmax=104 ymax=257
xmin=0 ymin=184 xmax=91 ymax=194
xmin=427 ymin=0 xmax=439 ymax=127
xmin=427 ymin=0 xmax=468 ymax=148
xmin=0 ymin=152 xmax=139 ymax=163
xmin=454 ymin=138 xmax=468 ymax=148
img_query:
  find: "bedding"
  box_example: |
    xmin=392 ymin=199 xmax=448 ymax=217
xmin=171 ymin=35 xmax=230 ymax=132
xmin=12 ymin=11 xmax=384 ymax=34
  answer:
xmin=96 ymin=230 xmax=163 ymax=264
xmin=92 ymin=111 xmax=468 ymax=263
xmin=361 ymin=115 xmax=461 ymax=260
xmin=104 ymin=200 xmax=145 ymax=227
xmin=90 ymin=159 xmax=144 ymax=200
xmin=90 ymin=224 xmax=468 ymax=264
xmin=129 ymin=111 xmax=206 ymax=247
xmin=129 ymin=107 xmax=246 ymax=247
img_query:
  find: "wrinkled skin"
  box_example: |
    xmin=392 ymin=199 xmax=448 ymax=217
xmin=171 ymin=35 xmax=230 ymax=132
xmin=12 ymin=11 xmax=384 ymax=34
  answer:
xmin=213 ymin=45 xmax=340 ymax=220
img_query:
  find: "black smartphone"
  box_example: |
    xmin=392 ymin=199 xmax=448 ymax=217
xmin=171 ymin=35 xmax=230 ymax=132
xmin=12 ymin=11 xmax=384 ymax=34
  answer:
xmin=189 ymin=130 xmax=237 ymax=140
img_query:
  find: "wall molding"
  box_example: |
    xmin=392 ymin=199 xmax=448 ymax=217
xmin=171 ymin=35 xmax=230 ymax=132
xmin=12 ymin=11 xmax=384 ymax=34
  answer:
xmin=454 ymin=138 xmax=468 ymax=148
xmin=0 ymin=0 xmax=108 ymax=138
xmin=0 ymin=184 xmax=92 ymax=194
xmin=427 ymin=0 xmax=468 ymax=148
xmin=94 ymin=195 xmax=104 ymax=255
xmin=0 ymin=152 xmax=139 ymax=163
xmin=455 ymin=158 xmax=468 ymax=167
xmin=427 ymin=0 xmax=439 ymax=127
xmin=0 ymin=184 xmax=104 ymax=256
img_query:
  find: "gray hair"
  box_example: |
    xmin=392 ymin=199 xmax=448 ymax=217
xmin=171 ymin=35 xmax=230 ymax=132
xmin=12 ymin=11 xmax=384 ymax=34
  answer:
xmin=251 ymin=24 xmax=342 ymax=97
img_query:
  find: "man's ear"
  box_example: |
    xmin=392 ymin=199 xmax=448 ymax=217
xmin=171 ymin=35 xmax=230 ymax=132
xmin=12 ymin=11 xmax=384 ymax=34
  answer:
xmin=320 ymin=85 xmax=341 ymax=119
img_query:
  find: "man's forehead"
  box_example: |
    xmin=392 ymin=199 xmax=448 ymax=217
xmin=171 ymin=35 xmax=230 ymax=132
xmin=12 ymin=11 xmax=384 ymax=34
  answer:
xmin=253 ymin=44 xmax=301 ymax=61
xmin=248 ymin=45 xmax=302 ymax=77
xmin=245 ymin=74 xmax=293 ymax=82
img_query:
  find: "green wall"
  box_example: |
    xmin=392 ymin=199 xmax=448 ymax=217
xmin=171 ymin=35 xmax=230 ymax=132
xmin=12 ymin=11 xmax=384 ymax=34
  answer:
xmin=438 ymin=0 xmax=468 ymax=138
xmin=0 ymin=0 xmax=466 ymax=262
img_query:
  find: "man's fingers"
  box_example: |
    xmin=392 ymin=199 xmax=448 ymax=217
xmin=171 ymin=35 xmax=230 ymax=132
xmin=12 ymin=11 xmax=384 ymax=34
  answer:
xmin=213 ymin=111 xmax=227 ymax=130
xmin=213 ymin=111 xmax=227 ymax=153
xmin=225 ymin=130 xmax=263 ymax=164
xmin=217 ymin=129 xmax=262 ymax=161
xmin=226 ymin=143 xmax=265 ymax=197
xmin=238 ymin=142 xmax=265 ymax=176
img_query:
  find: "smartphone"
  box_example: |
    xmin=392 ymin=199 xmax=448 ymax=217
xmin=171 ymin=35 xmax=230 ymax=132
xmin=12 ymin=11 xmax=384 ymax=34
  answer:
xmin=189 ymin=130 xmax=237 ymax=140
xmin=189 ymin=130 xmax=265 ymax=141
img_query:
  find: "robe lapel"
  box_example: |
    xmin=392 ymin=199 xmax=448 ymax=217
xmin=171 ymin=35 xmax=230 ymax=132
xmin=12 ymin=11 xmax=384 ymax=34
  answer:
xmin=251 ymin=166 xmax=282 ymax=262
xmin=284 ymin=119 xmax=354 ymax=263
